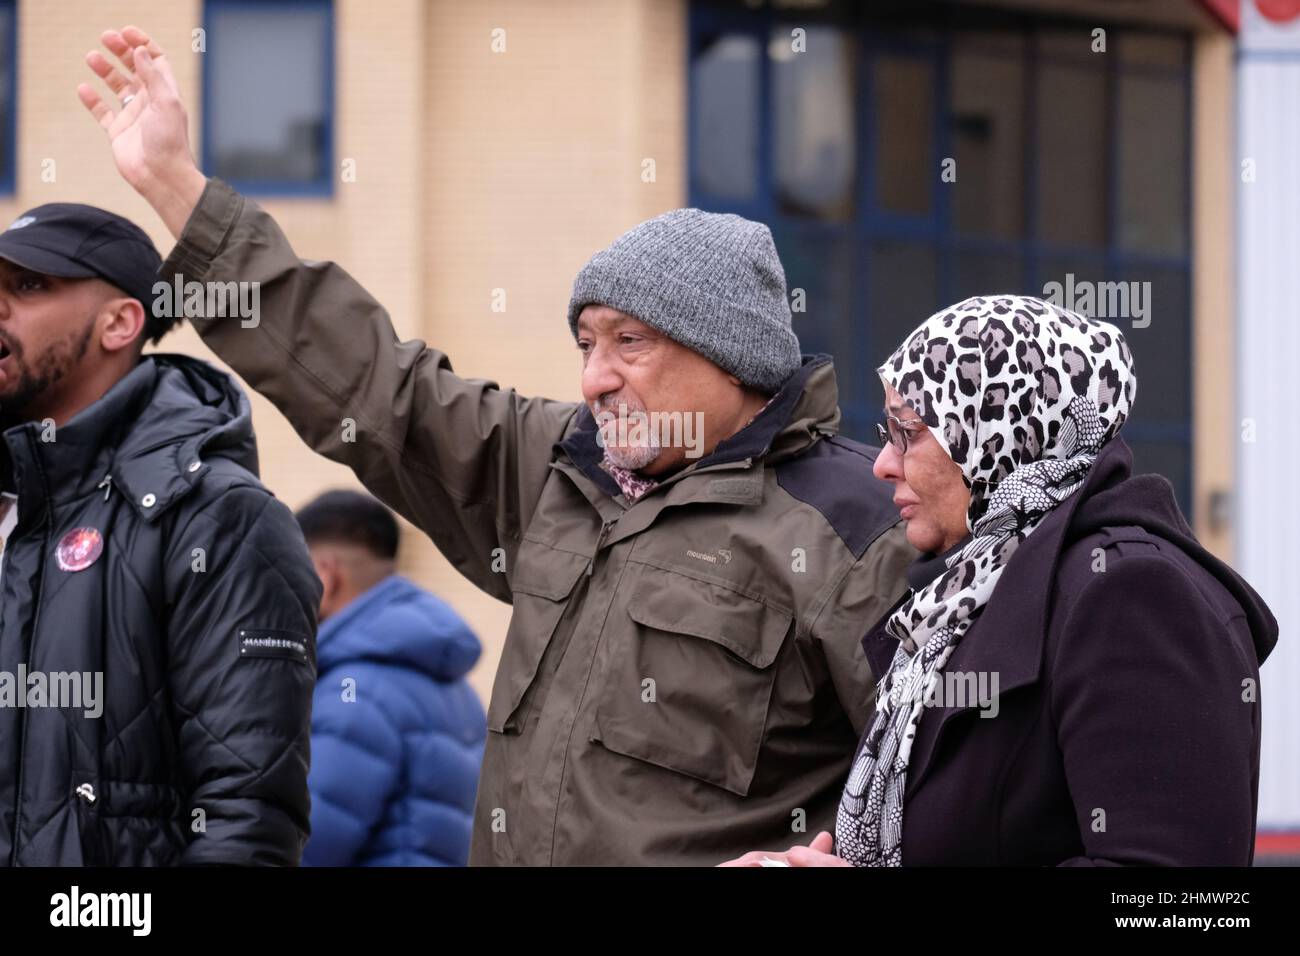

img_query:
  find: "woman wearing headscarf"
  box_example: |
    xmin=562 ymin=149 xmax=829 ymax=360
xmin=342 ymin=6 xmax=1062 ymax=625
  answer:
xmin=722 ymin=294 xmax=1279 ymax=867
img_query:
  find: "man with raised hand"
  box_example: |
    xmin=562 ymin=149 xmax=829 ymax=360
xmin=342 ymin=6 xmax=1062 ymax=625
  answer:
xmin=80 ymin=26 xmax=914 ymax=865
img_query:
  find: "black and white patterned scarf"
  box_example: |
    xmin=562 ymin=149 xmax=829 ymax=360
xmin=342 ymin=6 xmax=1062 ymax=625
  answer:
xmin=835 ymin=295 xmax=1137 ymax=866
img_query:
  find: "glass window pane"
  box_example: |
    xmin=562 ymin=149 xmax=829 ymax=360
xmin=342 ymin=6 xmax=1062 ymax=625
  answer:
xmin=1039 ymin=28 xmax=1101 ymax=60
xmin=868 ymin=241 xmax=940 ymax=375
xmin=693 ymin=34 xmax=760 ymax=202
xmin=950 ymin=38 xmax=1025 ymax=238
xmin=1120 ymin=265 xmax=1189 ymax=423
xmin=1119 ymin=32 xmax=1187 ymax=68
xmin=875 ymin=55 xmax=933 ymax=216
xmin=207 ymin=2 xmax=331 ymax=190
xmin=948 ymin=28 xmax=1024 ymax=57
xmin=1037 ymin=260 xmax=1187 ymax=424
xmin=1037 ymin=257 xmax=1107 ymax=306
xmin=952 ymin=250 xmax=1027 ymax=303
xmin=1117 ymin=73 xmax=1188 ymax=256
xmin=772 ymin=26 xmax=855 ymax=221
xmin=0 ymin=2 xmax=13 ymax=191
xmin=1125 ymin=439 xmax=1191 ymax=515
xmin=1036 ymin=61 xmax=1107 ymax=247
xmin=882 ymin=25 xmax=940 ymax=45
xmin=774 ymin=226 xmax=858 ymax=404
xmin=1036 ymin=256 xmax=1109 ymax=354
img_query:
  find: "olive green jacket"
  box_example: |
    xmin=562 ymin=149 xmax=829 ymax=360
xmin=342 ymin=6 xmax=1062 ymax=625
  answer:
xmin=161 ymin=178 xmax=916 ymax=865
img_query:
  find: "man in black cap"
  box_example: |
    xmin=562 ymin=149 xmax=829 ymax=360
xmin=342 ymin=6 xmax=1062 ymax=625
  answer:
xmin=0 ymin=203 xmax=321 ymax=865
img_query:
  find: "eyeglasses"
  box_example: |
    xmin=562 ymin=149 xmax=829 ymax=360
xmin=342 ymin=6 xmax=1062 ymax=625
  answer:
xmin=875 ymin=414 xmax=927 ymax=454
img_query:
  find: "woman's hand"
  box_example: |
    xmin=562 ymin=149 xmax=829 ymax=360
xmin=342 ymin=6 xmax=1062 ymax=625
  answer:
xmin=77 ymin=26 xmax=207 ymax=239
xmin=717 ymin=831 xmax=852 ymax=867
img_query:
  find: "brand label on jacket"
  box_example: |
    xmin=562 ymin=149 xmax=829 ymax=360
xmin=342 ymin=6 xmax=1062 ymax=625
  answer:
xmin=237 ymin=628 xmax=311 ymax=665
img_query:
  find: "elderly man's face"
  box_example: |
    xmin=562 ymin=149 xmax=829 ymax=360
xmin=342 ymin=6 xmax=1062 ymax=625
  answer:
xmin=576 ymin=305 xmax=761 ymax=477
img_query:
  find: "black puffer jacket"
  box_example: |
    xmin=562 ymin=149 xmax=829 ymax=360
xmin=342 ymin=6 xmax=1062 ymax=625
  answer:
xmin=0 ymin=354 xmax=320 ymax=865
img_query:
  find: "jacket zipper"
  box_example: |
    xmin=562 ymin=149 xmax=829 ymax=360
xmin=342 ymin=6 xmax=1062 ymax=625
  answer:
xmin=96 ymin=473 xmax=113 ymax=501
xmin=586 ymin=518 xmax=615 ymax=576
xmin=9 ymin=431 xmax=51 ymax=865
xmin=74 ymin=783 xmax=102 ymax=866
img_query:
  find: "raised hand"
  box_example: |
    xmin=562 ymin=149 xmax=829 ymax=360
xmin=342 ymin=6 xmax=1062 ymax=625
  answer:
xmin=77 ymin=26 xmax=207 ymax=238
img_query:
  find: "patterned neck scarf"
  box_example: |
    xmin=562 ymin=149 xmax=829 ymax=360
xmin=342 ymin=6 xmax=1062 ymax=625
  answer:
xmin=835 ymin=295 xmax=1136 ymax=866
xmin=602 ymin=459 xmax=658 ymax=503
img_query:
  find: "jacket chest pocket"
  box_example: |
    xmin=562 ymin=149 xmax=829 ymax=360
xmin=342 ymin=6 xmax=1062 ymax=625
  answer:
xmin=486 ymin=538 xmax=590 ymax=734
xmin=590 ymin=563 xmax=793 ymax=797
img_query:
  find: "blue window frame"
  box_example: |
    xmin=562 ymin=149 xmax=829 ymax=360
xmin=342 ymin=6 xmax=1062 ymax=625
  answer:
xmin=202 ymin=0 xmax=334 ymax=196
xmin=690 ymin=1 xmax=1194 ymax=514
xmin=0 ymin=0 xmax=16 ymax=196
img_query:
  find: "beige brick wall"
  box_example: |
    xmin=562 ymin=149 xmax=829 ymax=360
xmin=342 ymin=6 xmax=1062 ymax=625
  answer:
xmin=1191 ymin=30 xmax=1236 ymax=565
xmin=1 ymin=0 xmax=687 ymax=705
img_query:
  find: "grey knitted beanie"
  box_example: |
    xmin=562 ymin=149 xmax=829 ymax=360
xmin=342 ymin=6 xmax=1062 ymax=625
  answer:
xmin=566 ymin=208 xmax=802 ymax=394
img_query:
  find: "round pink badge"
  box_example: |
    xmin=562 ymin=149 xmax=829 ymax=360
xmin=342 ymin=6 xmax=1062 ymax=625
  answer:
xmin=56 ymin=527 xmax=104 ymax=572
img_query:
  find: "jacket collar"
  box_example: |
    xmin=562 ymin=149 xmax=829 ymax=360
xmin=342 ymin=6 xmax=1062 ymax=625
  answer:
xmin=1 ymin=354 xmax=257 ymax=528
xmin=2 ymin=359 xmax=159 ymax=528
xmin=555 ymin=353 xmax=840 ymax=505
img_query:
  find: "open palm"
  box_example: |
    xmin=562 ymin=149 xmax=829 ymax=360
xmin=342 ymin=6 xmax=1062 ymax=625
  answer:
xmin=77 ymin=26 xmax=196 ymax=194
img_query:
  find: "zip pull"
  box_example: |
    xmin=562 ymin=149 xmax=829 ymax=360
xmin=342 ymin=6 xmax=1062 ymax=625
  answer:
xmin=96 ymin=474 xmax=113 ymax=502
xmin=586 ymin=519 xmax=615 ymax=576
xmin=75 ymin=782 xmax=96 ymax=804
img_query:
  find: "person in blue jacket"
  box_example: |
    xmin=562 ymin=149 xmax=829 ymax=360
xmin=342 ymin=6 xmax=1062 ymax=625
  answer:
xmin=295 ymin=489 xmax=486 ymax=866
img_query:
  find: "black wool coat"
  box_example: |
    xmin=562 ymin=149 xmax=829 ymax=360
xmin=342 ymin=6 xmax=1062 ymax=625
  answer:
xmin=856 ymin=437 xmax=1278 ymax=866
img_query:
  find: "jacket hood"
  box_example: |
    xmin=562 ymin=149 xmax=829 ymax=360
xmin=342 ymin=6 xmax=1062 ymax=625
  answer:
xmin=317 ymin=575 xmax=481 ymax=681
xmin=1068 ymin=439 xmax=1279 ymax=667
xmin=2 ymin=352 xmax=257 ymax=523
xmin=758 ymin=353 xmax=842 ymax=464
xmin=119 ymin=352 xmax=258 ymax=471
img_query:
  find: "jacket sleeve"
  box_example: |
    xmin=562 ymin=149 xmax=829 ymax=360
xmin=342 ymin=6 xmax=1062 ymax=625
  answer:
xmin=159 ymin=177 xmax=581 ymax=602
xmin=163 ymin=484 xmax=322 ymax=866
xmin=810 ymin=522 xmax=916 ymax=737
xmin=1050 ymin=553 xmax=1261 ymax=866
xmin=302 ymin=687 xmax=403 ymax=867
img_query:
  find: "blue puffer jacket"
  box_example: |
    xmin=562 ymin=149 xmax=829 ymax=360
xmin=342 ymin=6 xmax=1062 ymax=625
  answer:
xmin=303 ymin=575 xmax=486 ymax=866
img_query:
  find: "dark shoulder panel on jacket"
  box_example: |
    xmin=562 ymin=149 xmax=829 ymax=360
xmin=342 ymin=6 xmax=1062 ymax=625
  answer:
xmin=775 ymin=435 xmax=899 ymax=559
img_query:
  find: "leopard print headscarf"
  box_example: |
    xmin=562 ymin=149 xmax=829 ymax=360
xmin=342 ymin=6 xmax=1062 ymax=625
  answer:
xmin=835 ymin=294 xmax=1136 ymax=866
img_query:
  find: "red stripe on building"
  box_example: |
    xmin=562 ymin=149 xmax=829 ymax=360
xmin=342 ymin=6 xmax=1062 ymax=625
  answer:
xmin=1197 ymin=0 xmax=1241 ymax=32
xmin=1256 ymin=831 xmax=1300 ymax=854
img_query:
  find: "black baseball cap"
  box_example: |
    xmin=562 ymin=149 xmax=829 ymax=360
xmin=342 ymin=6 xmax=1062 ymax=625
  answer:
xmin=0 ymin=203 xmax=162 ymax=307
